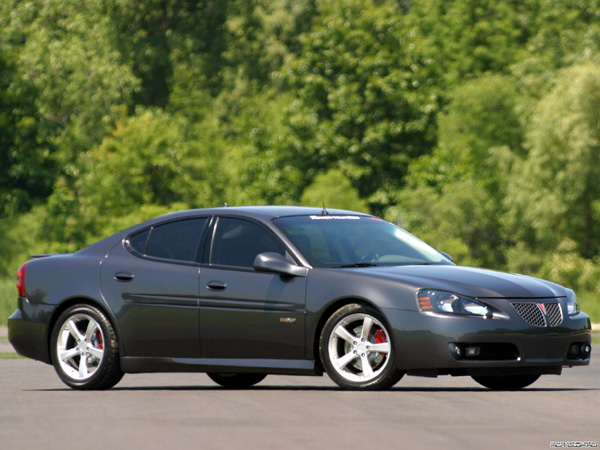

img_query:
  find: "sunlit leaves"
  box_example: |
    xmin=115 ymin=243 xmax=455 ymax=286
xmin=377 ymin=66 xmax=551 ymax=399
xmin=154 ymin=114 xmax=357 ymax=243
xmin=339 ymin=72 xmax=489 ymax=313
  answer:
xmin=507 ymin=63 xmax=600 ymax=258
xmin=279 ymin=0 xmax=439 ymax=213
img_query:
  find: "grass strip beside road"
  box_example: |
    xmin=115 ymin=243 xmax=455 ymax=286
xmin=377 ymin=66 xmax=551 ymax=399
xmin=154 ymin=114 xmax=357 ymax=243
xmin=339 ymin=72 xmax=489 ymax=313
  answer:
xmin=0 ymin=353 xmax=24 ymax=359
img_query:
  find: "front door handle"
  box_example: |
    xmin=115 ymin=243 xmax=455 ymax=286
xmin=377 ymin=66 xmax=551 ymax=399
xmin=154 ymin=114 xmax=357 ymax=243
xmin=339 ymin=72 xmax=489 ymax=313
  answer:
xmin=114 ymin=271 xmax=134 ymax=282
xmin=206 ymin=280 xmax=227 ymax=291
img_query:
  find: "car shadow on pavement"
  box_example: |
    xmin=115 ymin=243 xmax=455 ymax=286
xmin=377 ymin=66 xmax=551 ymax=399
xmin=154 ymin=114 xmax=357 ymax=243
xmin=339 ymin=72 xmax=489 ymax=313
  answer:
xmin=31 ymin=386 xmax=599 ymax=393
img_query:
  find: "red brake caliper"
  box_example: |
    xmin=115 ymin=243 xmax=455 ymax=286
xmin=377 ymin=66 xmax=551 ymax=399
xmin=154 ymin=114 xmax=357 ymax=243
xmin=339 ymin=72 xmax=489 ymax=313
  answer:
xmin=374 ymin=329 xmax=387 ymax=344
xmin=96 ymin=330 xmax=104 ymax=349
xmin=374 ymin=329 xmax=387 ymax=358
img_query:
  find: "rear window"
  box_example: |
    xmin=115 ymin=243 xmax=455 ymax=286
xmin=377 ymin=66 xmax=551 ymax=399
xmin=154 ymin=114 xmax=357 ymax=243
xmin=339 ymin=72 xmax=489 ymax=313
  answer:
xmin=128 ymin=218 xmax=208 ymax=263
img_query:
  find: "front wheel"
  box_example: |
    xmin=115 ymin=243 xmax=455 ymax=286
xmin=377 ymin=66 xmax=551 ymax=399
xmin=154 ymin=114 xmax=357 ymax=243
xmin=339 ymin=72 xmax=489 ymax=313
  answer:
xmin=471 ymin=374 xmax=540 ymax=390
xmin=50 ymin=304 xmax=123 ymax=390
xmin=207 ymin=373 xmax=267 ymax=388
xmin=319 ymin=303 xmax=404 ymax=390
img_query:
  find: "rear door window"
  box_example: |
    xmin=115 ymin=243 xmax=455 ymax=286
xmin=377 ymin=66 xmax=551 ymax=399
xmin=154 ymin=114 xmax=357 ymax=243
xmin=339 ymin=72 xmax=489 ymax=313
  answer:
xmin=128 ymin=218 xmax=208 ymax=263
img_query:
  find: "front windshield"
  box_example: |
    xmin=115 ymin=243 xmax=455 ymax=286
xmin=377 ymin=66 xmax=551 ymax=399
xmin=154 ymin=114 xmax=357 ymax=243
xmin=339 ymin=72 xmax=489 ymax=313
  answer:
xmin=273 ymin=214 xmax=452 ymax=268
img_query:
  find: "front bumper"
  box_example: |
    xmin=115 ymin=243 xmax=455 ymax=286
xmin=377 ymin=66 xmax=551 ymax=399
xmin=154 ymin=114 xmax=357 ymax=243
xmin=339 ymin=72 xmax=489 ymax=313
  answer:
xmin=383 ymin=307 xmax=591 ymax=376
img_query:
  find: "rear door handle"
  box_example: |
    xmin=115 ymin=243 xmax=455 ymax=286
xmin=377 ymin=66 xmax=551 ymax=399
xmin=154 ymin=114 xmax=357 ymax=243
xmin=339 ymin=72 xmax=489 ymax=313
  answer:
xmin=206 ymin=280 xmax=227 ymax=291
xmin=114 ymin=271 xmax=134 ymax=282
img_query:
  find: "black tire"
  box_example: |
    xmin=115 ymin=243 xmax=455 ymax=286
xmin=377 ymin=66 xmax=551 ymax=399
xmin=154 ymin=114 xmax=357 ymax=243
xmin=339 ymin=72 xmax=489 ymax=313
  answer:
xmin=471 ymin=374 xmax=541 ymax=390
xmin=50 ymin=304 xmax=123 ymax=390
xmin=319 ymin=303 xmax=404 ymax=390
xmin=207 ymin=373 xmax=267 ymax=388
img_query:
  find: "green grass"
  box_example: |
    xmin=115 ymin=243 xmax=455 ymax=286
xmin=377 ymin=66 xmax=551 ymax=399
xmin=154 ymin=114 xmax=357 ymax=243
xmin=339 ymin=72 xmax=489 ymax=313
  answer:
xmin=0 ymin=352 xmax=23 ymax=359
xmin=0 ymin=277 xmax=16 ymax=327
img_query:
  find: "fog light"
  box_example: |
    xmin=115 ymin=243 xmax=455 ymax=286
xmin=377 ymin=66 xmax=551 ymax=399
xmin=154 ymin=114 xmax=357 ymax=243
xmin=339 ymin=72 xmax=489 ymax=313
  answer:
xmin=465 ymin=346 xmax=480 ymax=357
xmin=567 ymin=342 xmax=592 ymax=359
xmin=569 ymin=344 xmax=580 ymax=355
xmin=449 ymin=343 xmax=463 ymax=360
xmin=581 ymin=343 xmax=591 ymax=355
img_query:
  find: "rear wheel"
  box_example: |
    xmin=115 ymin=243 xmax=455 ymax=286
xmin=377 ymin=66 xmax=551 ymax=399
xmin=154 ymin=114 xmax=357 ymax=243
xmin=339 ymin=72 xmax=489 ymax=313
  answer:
xmin=207 ymin=373 xmax=267 ymax=388
xmin=319 ymin=303 xmax=403 ymax=390
xmin=472 ymin=374 xmax=540 ymax=390
xmin=50 ymin=304 xmax=123 ymax=390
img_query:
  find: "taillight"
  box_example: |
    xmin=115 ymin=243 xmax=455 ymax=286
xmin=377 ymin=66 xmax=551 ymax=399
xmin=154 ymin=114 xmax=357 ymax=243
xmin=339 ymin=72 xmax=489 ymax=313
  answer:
xmin=16 ymin=262 xmax=28 ymax=298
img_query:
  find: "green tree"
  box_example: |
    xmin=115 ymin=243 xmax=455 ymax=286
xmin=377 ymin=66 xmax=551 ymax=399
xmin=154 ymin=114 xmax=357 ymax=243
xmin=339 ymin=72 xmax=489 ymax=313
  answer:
xmin=406 ymin=0 xmax=539 ymax=87
xmin=386 ymin=181 xmax=504 ymax=267
xmin=107 ymin=0 xmax=232 ymax=108
xmin=221 ymin=0 xmax=316 ymax=89
xmin=406 ymin=74 xmax=523 ymax=193
xmin=5 ymin=0 xmax=138 ymax=178
xmin=0 ymin=44 xmax=56 ymax=215
xmin=300 ymin=169 xmax=367 ymax=212
xmin=394 ymin=74 xmax=524 ymax=268
xmin=41 ymin=109 xmax=226 ymax=249
xmin=506 ymin=63 xmax=600 ymax=260
xmin=275 ymin=0 xmax=439 ymax=213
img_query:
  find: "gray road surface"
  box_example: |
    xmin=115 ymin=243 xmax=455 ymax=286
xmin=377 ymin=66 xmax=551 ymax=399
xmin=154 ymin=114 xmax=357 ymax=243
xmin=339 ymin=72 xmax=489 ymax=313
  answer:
xmin=1 ymin=355 xmax=598 ymax=450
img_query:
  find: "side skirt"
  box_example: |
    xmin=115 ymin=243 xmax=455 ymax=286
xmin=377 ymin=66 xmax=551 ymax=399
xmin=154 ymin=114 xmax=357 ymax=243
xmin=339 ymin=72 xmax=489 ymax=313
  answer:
xmin=121 ymin=357 xmax=321 ymax=376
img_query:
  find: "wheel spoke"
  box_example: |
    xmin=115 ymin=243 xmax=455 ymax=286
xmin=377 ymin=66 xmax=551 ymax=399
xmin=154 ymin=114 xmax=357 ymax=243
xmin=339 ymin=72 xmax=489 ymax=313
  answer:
xmin=78 ymin=354 xmax=89 ymax=378
xmin=360 ymin=353 xmax=374 ymax=379
xmin=334 ymin=350 xmax=359 ymax=370
xmin=66 ymin=320 xmax=84 ymax=341
xmin=84 ymin=319 xmax=99 ymax=341
xmin=87 ymin=346 xmax=104 ymax=360
xmin=59 ymin=347 xmax=79 ymax=362
xmin=368 ymin=342 xmax=390 ymax=354
xmin=334 ymin=325 xmax=358 ymax=345
xmin=360 ymin=316 xmax=374 ymax=342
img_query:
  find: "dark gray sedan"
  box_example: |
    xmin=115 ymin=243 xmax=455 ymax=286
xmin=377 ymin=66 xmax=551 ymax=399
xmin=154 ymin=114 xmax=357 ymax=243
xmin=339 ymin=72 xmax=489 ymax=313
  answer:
xmin=9 ymin=206 xmax=592 ymax=390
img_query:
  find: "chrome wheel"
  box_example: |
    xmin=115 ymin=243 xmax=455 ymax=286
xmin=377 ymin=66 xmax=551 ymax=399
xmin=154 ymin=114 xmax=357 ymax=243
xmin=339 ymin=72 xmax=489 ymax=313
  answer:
xmin=51 ymin=305 xmax=123 ymax=390
xmin=320 ymin=304 xmax=403 ymax=390
xmin=328 ymin=313 xmax=391 ymax=382
xmin=56 ymin=313 xmax=105 ymax=381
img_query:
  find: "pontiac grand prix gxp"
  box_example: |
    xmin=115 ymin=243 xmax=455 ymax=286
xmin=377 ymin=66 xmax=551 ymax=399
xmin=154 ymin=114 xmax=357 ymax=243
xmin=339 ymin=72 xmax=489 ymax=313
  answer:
xmin=9 ymin=206 xmax=592 ymax=390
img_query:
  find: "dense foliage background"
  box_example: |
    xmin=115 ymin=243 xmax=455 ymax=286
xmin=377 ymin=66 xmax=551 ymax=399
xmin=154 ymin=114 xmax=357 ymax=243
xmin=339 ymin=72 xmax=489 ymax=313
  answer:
xmin=1 ymin=0 xmax=599 ymax=321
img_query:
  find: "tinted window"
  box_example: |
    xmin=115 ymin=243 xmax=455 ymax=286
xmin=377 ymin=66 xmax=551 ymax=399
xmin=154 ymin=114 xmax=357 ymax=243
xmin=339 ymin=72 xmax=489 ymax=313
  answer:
xmin=130 ymin=218 xmax=207 ymax=262
xmin=129 ymin=229 xmax=150 ymax=255
xmin=210 ymin=217 xmax=286 ymax=268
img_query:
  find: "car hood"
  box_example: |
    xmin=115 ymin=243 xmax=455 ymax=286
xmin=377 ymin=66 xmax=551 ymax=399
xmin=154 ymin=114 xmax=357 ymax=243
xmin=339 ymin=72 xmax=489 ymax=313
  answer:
xmin=353 ymin=265 xmax=566 ymax=299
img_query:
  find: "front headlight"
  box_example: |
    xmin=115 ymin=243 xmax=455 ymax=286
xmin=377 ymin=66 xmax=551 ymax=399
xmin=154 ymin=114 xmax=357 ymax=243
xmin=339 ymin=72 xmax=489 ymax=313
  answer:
xmin=566 ymin=289 xmax=580 ymax=316
xmin=417 ymin=289 xmax=493 ymax=318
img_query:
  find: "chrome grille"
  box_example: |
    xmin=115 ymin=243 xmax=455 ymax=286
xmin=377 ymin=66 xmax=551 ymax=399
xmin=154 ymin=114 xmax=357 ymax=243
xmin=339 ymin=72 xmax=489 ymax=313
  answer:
xmin=511 ymin=302 xmax=545 ymax=327
xmin=510 ymin=302 xmax=563 ymax=327
xmin=544 ymin=302 xmax=563 ymax=326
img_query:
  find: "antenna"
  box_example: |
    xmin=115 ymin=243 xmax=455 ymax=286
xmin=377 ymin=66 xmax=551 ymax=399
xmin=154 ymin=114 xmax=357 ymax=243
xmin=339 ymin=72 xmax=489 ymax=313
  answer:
xmin=321 ymin=200 xmax=329 ymax=215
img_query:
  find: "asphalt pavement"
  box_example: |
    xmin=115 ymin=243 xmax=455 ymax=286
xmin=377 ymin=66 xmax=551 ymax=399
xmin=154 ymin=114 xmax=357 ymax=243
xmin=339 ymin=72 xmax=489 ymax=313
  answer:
xmin=1 ymin=333 xmax=598 ymax=450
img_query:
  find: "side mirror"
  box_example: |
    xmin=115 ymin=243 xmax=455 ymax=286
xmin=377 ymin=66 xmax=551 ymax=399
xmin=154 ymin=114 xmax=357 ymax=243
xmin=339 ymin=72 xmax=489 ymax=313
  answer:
xmin=253 ymin=252 xmax=308 ymax=278
xmin=439 ymin=251 xmax=453 ymax=262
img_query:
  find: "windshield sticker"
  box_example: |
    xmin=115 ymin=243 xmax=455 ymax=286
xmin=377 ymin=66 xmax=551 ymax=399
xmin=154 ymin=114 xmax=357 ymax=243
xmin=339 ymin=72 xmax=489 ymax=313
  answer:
xmin=309 ymin=215 xmax=361 ymax=220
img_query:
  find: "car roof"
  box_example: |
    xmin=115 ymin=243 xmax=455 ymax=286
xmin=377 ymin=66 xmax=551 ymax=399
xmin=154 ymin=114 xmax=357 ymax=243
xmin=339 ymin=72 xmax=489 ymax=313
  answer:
xmin=76 ymin=206 xmax=372 ymax=257
xmin=153 ymin=205 xmax=371 ymax=222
